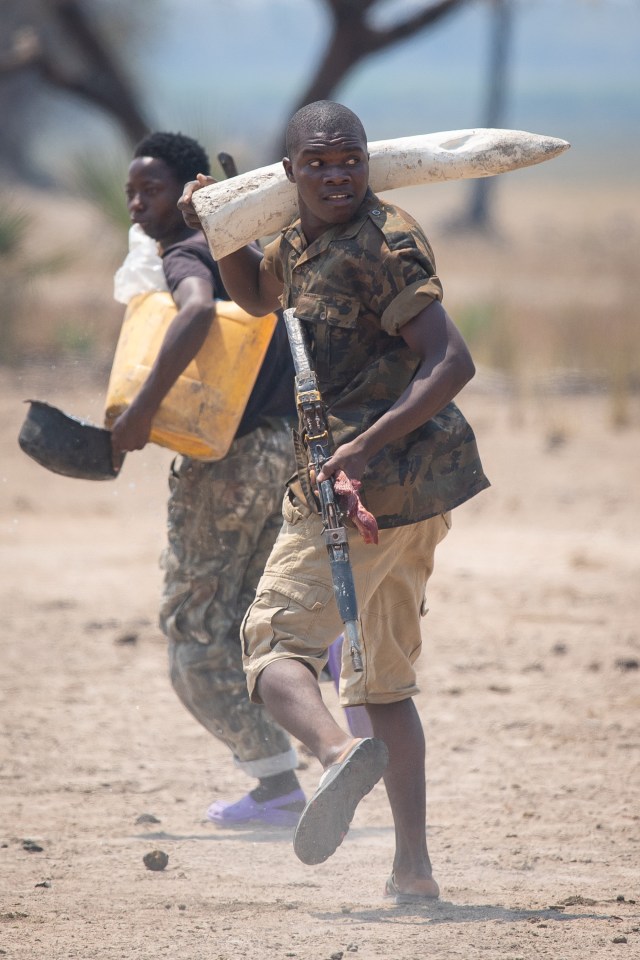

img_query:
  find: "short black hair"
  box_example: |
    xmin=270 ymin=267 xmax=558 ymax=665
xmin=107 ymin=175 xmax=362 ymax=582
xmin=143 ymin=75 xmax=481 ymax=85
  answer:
xmin=133 ymin=131 xmax=210 ymax=183
xmin=285 ymin=101 xmax=367 ymax=158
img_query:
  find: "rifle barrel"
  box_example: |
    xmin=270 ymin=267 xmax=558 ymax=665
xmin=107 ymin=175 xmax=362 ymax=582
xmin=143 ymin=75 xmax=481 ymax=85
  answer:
xmin=282 ymin=308 xmax=364 ymax=673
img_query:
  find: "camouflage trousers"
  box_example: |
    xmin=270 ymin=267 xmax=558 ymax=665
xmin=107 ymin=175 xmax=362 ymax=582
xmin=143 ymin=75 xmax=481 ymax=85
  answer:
xmin=159 ymin=421 xmax=298 ymax=778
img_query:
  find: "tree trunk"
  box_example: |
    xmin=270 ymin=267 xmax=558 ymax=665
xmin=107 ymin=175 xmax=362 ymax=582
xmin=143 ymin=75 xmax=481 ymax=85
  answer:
xmin=465 ymin=0 xmax=513 ymax=230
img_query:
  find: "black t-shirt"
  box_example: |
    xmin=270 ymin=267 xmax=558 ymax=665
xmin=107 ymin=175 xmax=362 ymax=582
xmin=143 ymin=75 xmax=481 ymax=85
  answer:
xmin=161 ymin=231 xmax=296 ymax=438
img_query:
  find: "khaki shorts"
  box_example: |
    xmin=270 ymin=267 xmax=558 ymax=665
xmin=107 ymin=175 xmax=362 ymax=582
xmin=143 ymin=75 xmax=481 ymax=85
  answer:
xmin=241 ymin=491 xmax=450 ymax=706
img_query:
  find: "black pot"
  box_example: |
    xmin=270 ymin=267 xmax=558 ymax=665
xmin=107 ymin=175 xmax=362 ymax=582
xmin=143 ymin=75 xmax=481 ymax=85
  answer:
xmin=18 ymin=400 xmax=123 ymax=481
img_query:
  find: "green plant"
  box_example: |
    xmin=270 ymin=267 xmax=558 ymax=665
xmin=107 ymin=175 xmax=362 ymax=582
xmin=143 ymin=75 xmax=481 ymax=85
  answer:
xmin=0 ymin=198 xmax=72 ymax=363
xmin=0 ymin=205 xmax=31 ymax=257
xmin=71 ymin=150 xmax=131 ymax=232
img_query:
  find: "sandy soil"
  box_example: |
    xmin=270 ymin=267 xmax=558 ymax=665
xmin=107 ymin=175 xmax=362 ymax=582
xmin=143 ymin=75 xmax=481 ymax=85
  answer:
xmin=1 ymin=359 xmax=639 ymax=959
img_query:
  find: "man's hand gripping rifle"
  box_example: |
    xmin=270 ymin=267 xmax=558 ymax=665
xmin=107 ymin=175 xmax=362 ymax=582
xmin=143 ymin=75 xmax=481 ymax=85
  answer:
xmin=283 ymin=308 xmax=374 ymax=673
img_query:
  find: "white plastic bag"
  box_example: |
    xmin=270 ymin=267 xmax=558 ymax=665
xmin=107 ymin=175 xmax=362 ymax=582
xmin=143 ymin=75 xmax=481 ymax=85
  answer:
xmin=113 ymin=224 xmax=169 ymax=304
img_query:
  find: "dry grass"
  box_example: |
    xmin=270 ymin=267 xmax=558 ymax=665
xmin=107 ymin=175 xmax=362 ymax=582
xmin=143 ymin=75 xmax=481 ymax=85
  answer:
xmin=3 ymin=175 xmax=639 ymax=425
xmin=0 ymin=186 xmax=126 ymax=368
xmin=403 ymin=176 xmax=640 ymax=426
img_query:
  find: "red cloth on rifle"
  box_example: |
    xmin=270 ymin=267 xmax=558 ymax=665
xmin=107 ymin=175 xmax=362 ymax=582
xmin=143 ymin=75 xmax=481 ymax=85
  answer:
xmin=333 ymin=470 xmax=379 ymax=545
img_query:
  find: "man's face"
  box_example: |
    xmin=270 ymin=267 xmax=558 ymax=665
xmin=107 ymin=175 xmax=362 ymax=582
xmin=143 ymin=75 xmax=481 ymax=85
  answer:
xmin=283 ymin=128 xmax=369 ymax=243
xmin=125 ymin=156 xmax=185 ymax=244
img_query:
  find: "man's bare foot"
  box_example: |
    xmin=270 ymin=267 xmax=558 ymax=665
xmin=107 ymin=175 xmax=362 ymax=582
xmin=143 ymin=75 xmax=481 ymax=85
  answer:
xmin=383 ymin=872 xmax=440 ymax=904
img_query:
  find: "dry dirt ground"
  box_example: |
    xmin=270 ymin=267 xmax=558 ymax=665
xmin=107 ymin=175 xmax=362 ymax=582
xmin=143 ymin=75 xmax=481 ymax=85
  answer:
xmin=1 ymin=363 xmax=639 ymax=960
xmin=2 ymin=168 xmax=640 ymax=959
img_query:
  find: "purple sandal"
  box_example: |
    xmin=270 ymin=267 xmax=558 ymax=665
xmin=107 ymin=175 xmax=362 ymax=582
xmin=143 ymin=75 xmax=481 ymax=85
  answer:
xmin=206 ymin=789 xmax=306 ymax=828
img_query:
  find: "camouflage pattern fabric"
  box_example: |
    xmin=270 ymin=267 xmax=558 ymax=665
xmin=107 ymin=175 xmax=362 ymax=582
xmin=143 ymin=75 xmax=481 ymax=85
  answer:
xmin=263 ymin=190 xmax=489 ymax=528
xmin=160 ymin=422 xmax=295 ymax=768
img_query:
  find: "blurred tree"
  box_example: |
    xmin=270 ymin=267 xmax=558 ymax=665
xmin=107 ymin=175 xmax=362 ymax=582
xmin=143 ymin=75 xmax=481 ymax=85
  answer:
xmin=462 ymin=0 xmax=513 ymax=230
xmin=0 ymin=0 xmax=478 ymax=181
xmin=0 ymin=0 xmax=151 ymax=182
xmin=274 ymin=0 xmax=473 ymax=155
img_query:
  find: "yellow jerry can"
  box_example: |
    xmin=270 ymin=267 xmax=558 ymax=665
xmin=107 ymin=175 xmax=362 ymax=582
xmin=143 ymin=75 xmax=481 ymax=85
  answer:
xmin=104 ymin=290 xmax=278 ymax=461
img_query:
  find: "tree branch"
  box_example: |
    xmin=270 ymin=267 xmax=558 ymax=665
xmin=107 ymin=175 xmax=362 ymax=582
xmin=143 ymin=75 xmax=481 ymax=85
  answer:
xmin=0 ymin=2 xmax=149 ymax=144
xmin=274 ymin=0 xmax=472 ymax=157
xmin=0 ymin=27 xmax=41 ymax=75
xmin=368 ymin=0 xmax=472 ymax=54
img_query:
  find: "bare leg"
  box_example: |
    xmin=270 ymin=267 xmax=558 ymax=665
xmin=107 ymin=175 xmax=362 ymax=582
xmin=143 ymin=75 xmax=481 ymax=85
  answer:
xmin=367 ymin=698 xmax=439 ymax=898
xmin=257 ymin=658 xmax=354 ymax=768
xmin=327 ymin=636 xmax=373 ymax=737
xmin=258 ymin=659 xmax=389 ymax=865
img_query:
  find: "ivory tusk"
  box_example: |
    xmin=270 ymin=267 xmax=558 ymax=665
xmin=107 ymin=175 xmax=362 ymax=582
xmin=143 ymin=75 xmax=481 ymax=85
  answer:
xmin=192 ymin=128 xmax=570 ymax=260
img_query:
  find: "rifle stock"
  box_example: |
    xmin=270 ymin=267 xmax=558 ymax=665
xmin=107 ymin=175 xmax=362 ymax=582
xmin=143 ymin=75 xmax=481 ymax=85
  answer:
xmin=283 ymin=308 xmax=364 ymax=673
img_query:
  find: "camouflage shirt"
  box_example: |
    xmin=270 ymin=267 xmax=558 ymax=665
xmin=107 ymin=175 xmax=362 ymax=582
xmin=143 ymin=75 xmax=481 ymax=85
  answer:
xmin=262 ymin=189 xmax=489 ymax=528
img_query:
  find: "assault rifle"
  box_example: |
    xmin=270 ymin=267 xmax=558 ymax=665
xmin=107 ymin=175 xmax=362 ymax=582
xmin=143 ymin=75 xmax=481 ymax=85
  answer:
xmin=283 ymin=308 xmax=364 ymax=673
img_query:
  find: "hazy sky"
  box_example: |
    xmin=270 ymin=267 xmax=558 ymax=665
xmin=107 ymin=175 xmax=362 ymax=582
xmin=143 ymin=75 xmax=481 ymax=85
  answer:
xmin=130 ymin=0 xmax=639 ymax=176
xmin=33 ymin=0 xmax=640 ymax=183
